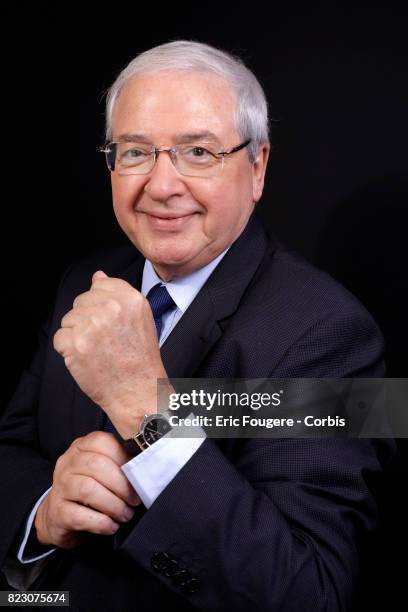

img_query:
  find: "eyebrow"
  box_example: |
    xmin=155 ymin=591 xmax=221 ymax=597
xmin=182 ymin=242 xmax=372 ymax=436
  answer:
xmin=176 ymin=131 xmax=222 ymax=145
xmin=115 ymin=131 xmax=222 ymax=145
xmin=116 ymin=133 xmax=152 ymax=143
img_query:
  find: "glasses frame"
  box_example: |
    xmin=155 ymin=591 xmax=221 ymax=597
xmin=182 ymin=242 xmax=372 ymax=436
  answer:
xmin=98 ymin=139 xmax=252 ymax=176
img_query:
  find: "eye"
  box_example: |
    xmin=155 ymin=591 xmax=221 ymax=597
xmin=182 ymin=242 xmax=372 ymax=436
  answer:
xmin=118 ymin=145 xmax=150 ymax=165
xmin=183 ymin=146 xmax=214 ymax=161
xmin=191 ymin=146 xmax=207 ymax=157
xmin=124 ymin=147 xmax=145 ymax=158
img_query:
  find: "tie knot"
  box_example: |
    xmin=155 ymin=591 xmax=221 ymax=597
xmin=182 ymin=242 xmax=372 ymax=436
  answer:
xmin=147 ymin=284 xmax=175 ymax=318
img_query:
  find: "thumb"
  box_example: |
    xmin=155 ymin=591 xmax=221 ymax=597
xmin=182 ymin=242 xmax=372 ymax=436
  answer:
xmin=92 ymin=270 xmax=108 ymax=282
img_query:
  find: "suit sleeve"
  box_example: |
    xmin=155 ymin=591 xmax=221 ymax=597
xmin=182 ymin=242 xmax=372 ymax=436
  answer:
xmin=113 ymin=310 xmax=396 ymax=612
xmin=0 ymin=262 xmax=76 ymax=584
xmin=0 ymin=316 xmax=55 ymax=578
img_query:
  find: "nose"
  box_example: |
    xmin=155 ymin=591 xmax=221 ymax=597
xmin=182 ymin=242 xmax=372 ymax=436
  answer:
xmin=143 ymin=149 xmax=187 ymax=201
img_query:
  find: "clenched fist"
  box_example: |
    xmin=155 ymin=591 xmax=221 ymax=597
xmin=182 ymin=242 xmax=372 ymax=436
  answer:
xmin=53 ymin=270 xmax=168 ymax=438
xmin=35 ymin=431 xmax=141 ymax=549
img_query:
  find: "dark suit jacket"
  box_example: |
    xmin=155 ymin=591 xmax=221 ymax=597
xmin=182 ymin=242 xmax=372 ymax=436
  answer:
xmin=0 ymin=214 xmax=394 ymax=611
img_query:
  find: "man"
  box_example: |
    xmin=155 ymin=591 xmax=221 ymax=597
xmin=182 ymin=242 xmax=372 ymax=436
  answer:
xmin=0 ymin=40 xmax=394 ymax=611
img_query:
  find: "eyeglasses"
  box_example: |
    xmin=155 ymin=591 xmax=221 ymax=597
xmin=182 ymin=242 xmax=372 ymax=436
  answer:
xmin=99 ymin=139 xmax=251 ymax=178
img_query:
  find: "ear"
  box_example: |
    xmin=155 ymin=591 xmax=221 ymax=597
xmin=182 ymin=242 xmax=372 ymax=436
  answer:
xmin=252 ymin=144 xmax=270 ymax=203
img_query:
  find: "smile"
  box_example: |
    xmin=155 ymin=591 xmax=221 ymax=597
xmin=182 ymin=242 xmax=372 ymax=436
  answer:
xmin=141 ymin=211 xmax=199 ymax=230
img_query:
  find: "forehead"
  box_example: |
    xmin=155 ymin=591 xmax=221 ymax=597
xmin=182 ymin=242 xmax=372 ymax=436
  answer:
xmin=111 ymin=70 xmax=238 ymax=143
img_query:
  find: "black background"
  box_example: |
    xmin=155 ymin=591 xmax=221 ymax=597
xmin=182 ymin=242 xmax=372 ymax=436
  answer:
xmin=1 ymin=2 xmax=407 ymax=608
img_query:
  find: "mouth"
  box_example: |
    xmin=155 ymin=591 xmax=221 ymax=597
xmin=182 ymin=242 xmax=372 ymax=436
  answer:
xmin=139 ymin=211 xmax=199 ymax=230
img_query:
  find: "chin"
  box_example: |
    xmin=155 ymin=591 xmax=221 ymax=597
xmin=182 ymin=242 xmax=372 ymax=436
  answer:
xmin=145 ymin=241 xmax=199 ymax=265
xmin=151 ymin=253 xmax=193 ymax=268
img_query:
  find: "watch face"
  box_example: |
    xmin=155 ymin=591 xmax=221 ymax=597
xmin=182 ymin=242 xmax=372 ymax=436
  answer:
xmin=142 ymin=415 xmax=172 ymax=446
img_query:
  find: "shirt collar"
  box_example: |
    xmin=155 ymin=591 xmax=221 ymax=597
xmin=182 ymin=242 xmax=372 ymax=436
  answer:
xmin=141 ymin=249 xmax=229 ymax=314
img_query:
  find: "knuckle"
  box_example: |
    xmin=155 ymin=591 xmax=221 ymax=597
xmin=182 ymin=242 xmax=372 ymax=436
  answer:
xmin=104 ymin=298 xmax=122 ymax=315
xmin=134 ymin=290 xmax=144 ymax=304
xmin=71 ymin=436 xmax=84 ymax=450
xmin=73 ymin=334 xmax=88 ymax=354
xmin=93 ymin=431 xmax=114 ymax=449
xmin=86 ymin=453 xmax=103 ymax=473
xmin=78 ymin=477 xmax=96 ymax=503
xmin=54 ymin=454 xmax=66 ymax=473
xmin=72 ymin=431 xmax=112 ymax=455
xmin=56 ymin=471 xmax=68 ymax=492
xmin=108 ymin=278 xmax=126 ymax=291
xmin=90 ymin=314 xmax=102 ymax=329
xmin=53 ymin=329 xmax=63 ymax=351
xmin=69 ymin=509 xmax=85 ymax=532
xmin=64 ymin=355 xmax=73 ymax=368
xmin=60 ymin=310 xmax=72 ymax=327
xmin=130 ymin=291 xmax=144 ymax=312
xmin=57 ymin=501 xmax=72 ymax=528
xmin=73 ymin=292 xmax=86 ymax=308
xmin=87 ymin=430 xmax=107 ymax=446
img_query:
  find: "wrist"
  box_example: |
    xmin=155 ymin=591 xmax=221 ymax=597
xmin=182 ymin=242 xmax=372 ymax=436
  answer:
xmin=121 ymin=411 xmax=173 ymax=455
xmin=108 ymin=408 xmax=157 ymax=440
xmin=104 ymin=379 xmax=172 ymax=439
xmin=102 ymin=373 xmax=174 ymax=440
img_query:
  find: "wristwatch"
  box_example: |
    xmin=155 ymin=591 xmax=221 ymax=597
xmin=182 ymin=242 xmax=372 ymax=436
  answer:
xmin=122 ymin=413 xmax=173 ymax=455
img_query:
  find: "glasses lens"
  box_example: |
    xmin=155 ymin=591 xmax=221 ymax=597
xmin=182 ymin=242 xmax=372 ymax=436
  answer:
xmin=176 ymin=145 xmax=220 ymax=177
xmin=114 ymin=142 xmax=154 ymax=175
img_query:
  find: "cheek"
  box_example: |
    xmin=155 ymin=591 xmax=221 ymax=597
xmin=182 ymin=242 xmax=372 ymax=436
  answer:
xmin=111 ymin=178 xmax=143 ymax=216
xmin=189 ymin=181 xmax=231 ymax=221
xmin=192 ymin=180 xmax=253 ymax=230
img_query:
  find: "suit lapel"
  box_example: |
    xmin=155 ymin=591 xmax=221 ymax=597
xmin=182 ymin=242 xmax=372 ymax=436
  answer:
xmin=160 ymin=285 xmax=222 ymax=377
xmin=160 ymin=213 xmax=272 ymax=377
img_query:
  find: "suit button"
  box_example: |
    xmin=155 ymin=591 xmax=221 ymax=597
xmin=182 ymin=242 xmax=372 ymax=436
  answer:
xmin=163 ymin=559 xmax=180 ymax=577
xmin=181 ymin=577 xmax=200 ymax=593
xmin=151 ymin=552 xmax=170 ymax=572
xmin=171 ymin=569 xmax=191 ymax=587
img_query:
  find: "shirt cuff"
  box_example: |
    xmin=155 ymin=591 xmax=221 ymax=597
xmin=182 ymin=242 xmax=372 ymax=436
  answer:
xmin=121 ymin=420 xmax=206 ymax=508
xmin=18 ymin=486 xmax=57 ymax=563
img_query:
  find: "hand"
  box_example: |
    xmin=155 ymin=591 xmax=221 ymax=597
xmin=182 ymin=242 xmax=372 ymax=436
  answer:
xmin=35 ymin=431 xmax=141 ymax=549
xmin=53 ymin=270 xmax=168 ymax=437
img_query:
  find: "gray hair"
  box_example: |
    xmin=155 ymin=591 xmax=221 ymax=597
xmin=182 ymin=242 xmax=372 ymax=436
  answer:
xmin=104 ymin=40 xmax=269 ymax=162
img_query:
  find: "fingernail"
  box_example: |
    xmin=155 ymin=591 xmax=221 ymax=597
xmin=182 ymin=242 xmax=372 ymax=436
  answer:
xmin=122 ymin=507 xmax=135 ymax=521
xmin=111 ymin=522 xmax=120 ymax=533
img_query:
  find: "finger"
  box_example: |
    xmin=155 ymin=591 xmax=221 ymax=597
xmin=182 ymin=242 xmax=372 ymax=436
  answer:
xmin=58 ymin=499 xmax=120 ymax=536
xmin=53 ymin=327 xmax=73 ymax=357
xmin=63 ymin=474 xmax=136 ymax=523
xmin=61 ymin=306 xmax=89 ymax=329
xmin=69 ymin=450 xmax=140 ymax=506
xmin=91 ymin=274 xmax=138 ymax=296
xmin=73 ymin=431 xmax=133 ymax=466
xmin=73 ymin=289 xmax=119 ymax=309
xmin=60 ymin=305 xmax=114 ymax=329
xmin=92 ymin=270 xmax=108 ymax=281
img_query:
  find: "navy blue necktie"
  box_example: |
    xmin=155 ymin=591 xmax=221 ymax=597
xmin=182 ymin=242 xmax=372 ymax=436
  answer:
xmin=146 ymin=284 xmax=176 ymax=338
xmin=103 ymin=284 xmax=175 ymax=433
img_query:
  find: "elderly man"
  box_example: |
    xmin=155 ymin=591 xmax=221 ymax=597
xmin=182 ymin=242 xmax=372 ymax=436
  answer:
xmin=0 ymin=40 xmax=393 ymax=611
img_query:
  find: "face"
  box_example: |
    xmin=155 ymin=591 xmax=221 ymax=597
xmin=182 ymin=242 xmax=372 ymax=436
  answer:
xmin=110 ymin=70 xmax=269 ymax=281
